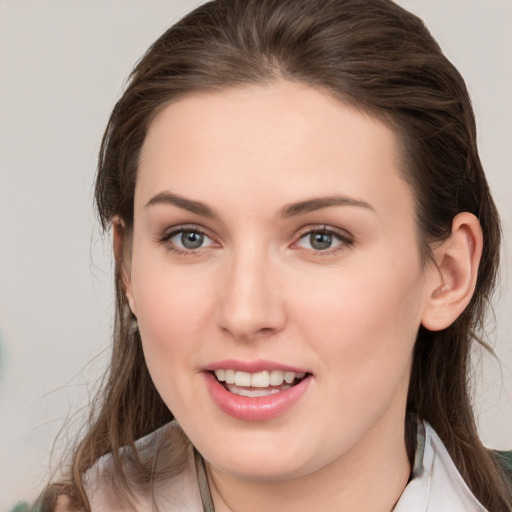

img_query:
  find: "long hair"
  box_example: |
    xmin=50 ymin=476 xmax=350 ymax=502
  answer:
xmin=41 ymin=0 xmax=511 ymax=510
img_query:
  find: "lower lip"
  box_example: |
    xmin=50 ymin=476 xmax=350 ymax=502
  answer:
xmin=203 ymin=372 xmax=312 ymax=421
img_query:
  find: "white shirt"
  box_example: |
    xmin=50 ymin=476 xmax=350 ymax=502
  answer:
xmin=394 ymin=422 xmax=486 ymax=511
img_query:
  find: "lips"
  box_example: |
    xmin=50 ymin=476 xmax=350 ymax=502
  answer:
xmin=203 ymin=361 xmax=312 ymax=420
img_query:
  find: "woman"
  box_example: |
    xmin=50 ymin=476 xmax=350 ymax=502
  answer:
xmin=39 ymin=0 xmax=512 ymax=510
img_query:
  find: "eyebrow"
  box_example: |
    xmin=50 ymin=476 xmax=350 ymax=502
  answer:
xmin=144 ymin=191 xmax=374 ymax=218
xmin=278 ymin=196 xmax=374 ymax=218
xmin=145 ymin=192 xmax=217 ymax=218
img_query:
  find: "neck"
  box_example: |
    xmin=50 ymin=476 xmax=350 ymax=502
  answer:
xmin=206 ymin=416 xmax=412 ymax=512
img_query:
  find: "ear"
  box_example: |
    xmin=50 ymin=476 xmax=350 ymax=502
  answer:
xmin=421 ymin=212 xmax=483 ymax=331
xmin=113 ymin=217 xmax=137 ymax=316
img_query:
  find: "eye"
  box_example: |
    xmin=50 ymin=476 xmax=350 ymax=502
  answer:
xmin=163 ymin=227 xmax=217 ymax=252
xmin=294 ymin=227 xmax=352 ymax=253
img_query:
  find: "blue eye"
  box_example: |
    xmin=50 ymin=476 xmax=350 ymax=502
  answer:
xmin=309 ymin=232 xmax=334 ymax=250
xmin=296 ymin=229 xmax=350 ymax=252
xmin=176 ymin=230 xmax=204 ymax=249
xmin=167 ymin=229 xmax=215 ymax=251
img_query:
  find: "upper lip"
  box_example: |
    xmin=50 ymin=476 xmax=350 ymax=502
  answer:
xmin=204 ymin=359 xmax=310 ymax=374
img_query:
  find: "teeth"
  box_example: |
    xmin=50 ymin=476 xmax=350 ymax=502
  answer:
xmin=225 ymin=369 xmax=236 ymax=384
xmin=284 ymin=372 xmax=295 ymax=384
xmin=214 ymin=369 xmax=306 ymax=389
xmin=269 ymin=370 xmax=285 ymax=386
xmin=251 ymin=371 xmax=270 ymax=387
xmin=234 ymin=371 xmax=251 ymax=387
xmin=226 ymin=384 xmax=291 ymax=397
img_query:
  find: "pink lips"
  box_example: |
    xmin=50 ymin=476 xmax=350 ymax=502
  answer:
xmin=203 ymin=360 xmax=312 ymax=421
xmin=205 ymin=359 xmax=308 ymax=374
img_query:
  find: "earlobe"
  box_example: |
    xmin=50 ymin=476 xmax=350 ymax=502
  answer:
xmin=421 ymin=212 xmax=483 ymax=331
xmin=112 ymin=217 xmax=137 ymax=316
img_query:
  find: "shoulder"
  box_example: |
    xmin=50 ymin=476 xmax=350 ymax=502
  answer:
xmin=84 ymin=421 xmax=205 ymax=511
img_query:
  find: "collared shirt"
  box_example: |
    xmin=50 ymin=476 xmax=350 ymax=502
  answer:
xmin=394 ymin=421 xmax=486 ymax=511
xmin=84 ymin=420 xmax=487 ymax=511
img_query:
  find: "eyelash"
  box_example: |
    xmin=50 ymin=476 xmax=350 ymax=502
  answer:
xmin=158 ymin=225 xmax=215 ymax=256
xmin=293 ymin=225 xmax=354 ymax=255
xmin=158 ymin=225 xmax=354 ymax=256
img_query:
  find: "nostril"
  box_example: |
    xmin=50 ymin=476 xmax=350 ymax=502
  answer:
xmin=256 ymin=327 xmax=275 ymax=336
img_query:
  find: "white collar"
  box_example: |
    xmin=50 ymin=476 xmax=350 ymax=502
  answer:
xmin=394 ymin=421 xmax=487 ymax=511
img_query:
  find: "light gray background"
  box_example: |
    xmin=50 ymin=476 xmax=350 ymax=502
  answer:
xmin=0 ymin=1 xmax=510 ymax=508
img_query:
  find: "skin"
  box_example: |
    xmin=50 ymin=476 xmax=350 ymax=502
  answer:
xmin=120 ymin=81 xmax=482 ymax=512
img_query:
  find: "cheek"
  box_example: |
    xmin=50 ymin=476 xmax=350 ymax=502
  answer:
xmin=129 ymin=250 xmax=215 ymax=367
xmin=285 ymin=252 xmax=426 ymax=457
xmin=130 ymin=263 xmax=216 ymax=421
xmin=292 ymin=250 xmax=425 ymax=381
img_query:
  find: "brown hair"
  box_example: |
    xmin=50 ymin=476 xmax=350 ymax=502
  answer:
xmin=41 ymin=0 xmax=511 ymax=510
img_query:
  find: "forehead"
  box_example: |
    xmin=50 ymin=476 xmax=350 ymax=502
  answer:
xmin=136 ymin=81 xmax=413 ymax=220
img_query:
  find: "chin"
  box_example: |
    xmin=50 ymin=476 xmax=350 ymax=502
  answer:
xmin=199 ymin=430 xmax=329 ymax=482
xmin=212 ymin=456 xmax=311 ymax=481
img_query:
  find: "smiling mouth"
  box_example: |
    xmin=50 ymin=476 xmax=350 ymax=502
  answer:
xmin=212 ymin=369 xmax=309 ymax=397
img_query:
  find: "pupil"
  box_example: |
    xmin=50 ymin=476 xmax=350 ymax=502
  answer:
xmin=181 ymin=231 xmax=204 ymax=249
xmin=310 ymin=232 xmax=332 ymax=250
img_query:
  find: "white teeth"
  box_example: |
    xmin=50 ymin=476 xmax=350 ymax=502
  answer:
xmin=269 ymin=370 xmax=285 ymax=386
xmin=251 ymin=371 xmax=270 ymax=387
xmin=214 ymin=369 xmax=306 ymax=389
xmin=284 ymin=372 xmax=295 ymax=384
xmin=226 ymin=384 xmax=291 ymax=397
xmin=215 ymin=369 xmax=226 ymax=381
xmin=234 ymin=371 xmax=251 ymax=387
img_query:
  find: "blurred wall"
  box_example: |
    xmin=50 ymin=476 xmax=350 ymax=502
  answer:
xmin=0 ymin=0 xmax=510 ymax=508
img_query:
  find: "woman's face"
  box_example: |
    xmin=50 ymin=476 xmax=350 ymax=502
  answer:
xmin=125 ymin=81 xmax=436 ymax=480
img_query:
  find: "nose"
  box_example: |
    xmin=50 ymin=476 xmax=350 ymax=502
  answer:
xmin=216 ymin=247 xmax=286 ymax=341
